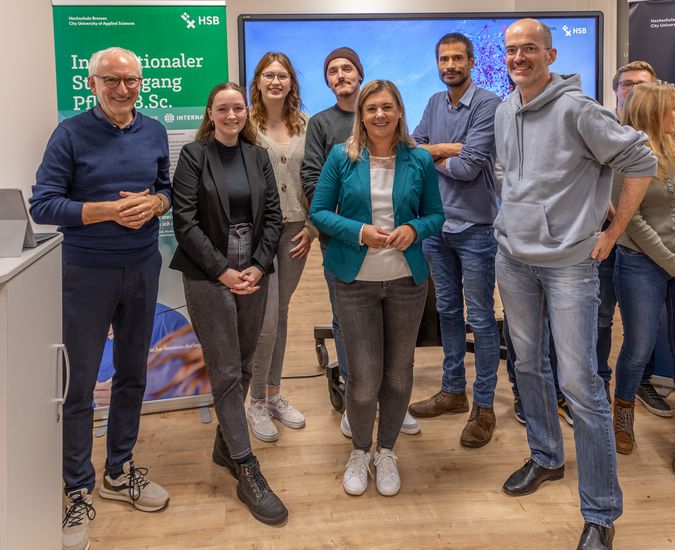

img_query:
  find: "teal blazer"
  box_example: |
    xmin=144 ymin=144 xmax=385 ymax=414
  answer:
xmin=309 ymin=143 xmax=444 ymax=284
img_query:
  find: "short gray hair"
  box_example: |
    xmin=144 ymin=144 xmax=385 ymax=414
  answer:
xmin=88 ymin=47 xmax=142 ymax=76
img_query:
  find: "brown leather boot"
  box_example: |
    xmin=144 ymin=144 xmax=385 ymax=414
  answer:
xmin=613 ymin=397 xmax=636 ymax=454
xmin=408 ymin=390 xmax=469 ymax=418
xmin=460 ymin=403 xmax=496 ymax=448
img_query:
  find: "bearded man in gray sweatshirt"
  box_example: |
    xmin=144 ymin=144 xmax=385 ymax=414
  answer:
xmin=494 ymin=19 xmax=657 ymax=550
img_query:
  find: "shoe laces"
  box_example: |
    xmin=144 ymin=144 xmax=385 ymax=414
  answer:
xmin=251 ymin=401 xmax=272 ymax=421
xmin=374 ymin=450 xmax=398 ymax=479
xmin=469 ymin=405 xmax=484 ymax=421
xmin=615 ymin=404 xmax=636 ymax=443
xmin=241 ymin=459 xmax=270 ymax=501
xmin=640 ymin=383 xmax=662 ymax=402
xmin=345 ymin=452 xmax=372 ymax=480
xmin=432 ymin=390 xmax=448 ymax=402
xmin=270 ymin=395 xmax=290 ymax=412
xmin=63 ymin=493 xmax=96 ymax=528
xmin=122 ymin=462 xmax=151 ymax=503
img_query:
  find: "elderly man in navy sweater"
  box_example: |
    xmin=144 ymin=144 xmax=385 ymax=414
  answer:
xmin=30 ymin=46 xmax=171 ymax=550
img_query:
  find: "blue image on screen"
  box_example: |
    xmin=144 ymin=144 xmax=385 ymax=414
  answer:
xmin=241 ymin=16 xmax=599 ymax=129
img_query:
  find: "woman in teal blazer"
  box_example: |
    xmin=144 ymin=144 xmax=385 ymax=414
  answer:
xmin=310 ymin=80 xmax=443 ymax=498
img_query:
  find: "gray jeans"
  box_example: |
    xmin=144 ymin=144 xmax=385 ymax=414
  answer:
xmin=250 ymin=221 xmax=308 ymax=400
xmin=335 ymin=277 xmax=428 ymax=451
xmin=183 ymin=224 xmax=268 ymax=460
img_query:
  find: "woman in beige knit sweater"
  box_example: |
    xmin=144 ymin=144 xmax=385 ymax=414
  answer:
xmin=611 ymin=82 xmax=675 ymax=458
xmin=246 ymin=52 xmax=317 ymax=442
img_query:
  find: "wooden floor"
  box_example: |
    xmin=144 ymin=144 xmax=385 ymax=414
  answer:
xmin=90 ymin=246 xmax=675 ymax=549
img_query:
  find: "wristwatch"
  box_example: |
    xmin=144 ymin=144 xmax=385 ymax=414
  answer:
xmin=156 ymin=195 xmax=167 ymax=216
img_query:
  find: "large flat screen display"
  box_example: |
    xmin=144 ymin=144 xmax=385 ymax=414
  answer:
xmin=238 ymin=13 xmax=603 ymax=127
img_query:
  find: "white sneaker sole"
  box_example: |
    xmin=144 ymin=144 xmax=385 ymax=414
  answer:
xmin=340 ymin=423 xmax=352 ymax=439
xmin=376 ymin=482 xmax=401 ymax=497
xmin=270 ymin=412 xmax=305 ymax=429
xmin=637 ymin=394 xmax=674 ymax=417
xmin=98 ymin=486 xmax=168 ymax=512
xmin=400 ymin=424 xmax=421 ymax=435
xmin=343 ymin=481 xmax=367 ymax=496
xmin=250 ymin=426 xmax=279 ymax=443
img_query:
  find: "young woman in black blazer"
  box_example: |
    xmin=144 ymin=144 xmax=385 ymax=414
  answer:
xmin=170 ymin=82 xmax=286 ymax=525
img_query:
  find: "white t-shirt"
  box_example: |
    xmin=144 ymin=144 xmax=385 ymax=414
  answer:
xmin=356 ymin=155 xmax=412 ymax=281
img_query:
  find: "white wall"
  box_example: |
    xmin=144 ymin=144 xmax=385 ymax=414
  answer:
xmin=1 ymin=0 xmax=617 ymax=202
xmin=0 ymin=0 xmax=57 ymax=199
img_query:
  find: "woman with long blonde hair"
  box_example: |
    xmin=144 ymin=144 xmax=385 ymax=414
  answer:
xmin=246 ymin=52 xmax=316 ymax=443
xmin=310 ymin=80 xmax=443 ymax=497
xmin=612 ymin=82 xmax=675 ymax=456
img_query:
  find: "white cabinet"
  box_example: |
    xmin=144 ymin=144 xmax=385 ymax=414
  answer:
xmin=0 ymin=237 xmax=63 ymax=550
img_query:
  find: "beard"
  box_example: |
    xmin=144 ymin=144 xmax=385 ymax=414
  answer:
xmin=441 ymin=71 xmax=469 ymax=89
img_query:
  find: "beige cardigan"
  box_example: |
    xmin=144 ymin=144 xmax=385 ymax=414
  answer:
xmin=612 ymin=168 xmax=675 ymax=276
xmin=256 ymin=118 xmax=318 ymax=240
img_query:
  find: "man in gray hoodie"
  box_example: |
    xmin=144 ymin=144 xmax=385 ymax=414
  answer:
xmin=494 ymin=18 xmax=657 ymax=550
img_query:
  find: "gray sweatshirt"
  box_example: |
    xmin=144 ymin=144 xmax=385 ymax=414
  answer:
xmin=494 ymin=73 xmax=657 ymax=268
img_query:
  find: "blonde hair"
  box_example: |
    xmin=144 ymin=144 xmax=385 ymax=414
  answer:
xmin=345 ymin=80 xmax=415 ymax=162
xmin=249 ymin=52 xmax=306 ymax=136
xmin=195 ymin=82 xmax=258 ymax=145
xmin=622 ymin=82 xmax=675 ymax=180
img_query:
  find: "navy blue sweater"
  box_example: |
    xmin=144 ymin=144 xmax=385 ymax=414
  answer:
xmin=30 ymin=109 xmax=171 ymax=267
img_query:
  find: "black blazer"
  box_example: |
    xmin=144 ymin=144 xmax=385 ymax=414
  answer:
xmin=169 ymin=138 xmax=282 ymax=281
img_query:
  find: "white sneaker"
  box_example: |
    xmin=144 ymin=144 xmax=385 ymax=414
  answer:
xmin=247 ymin=400 xmax=279 ymax=442
xmin=342 ymin=450 xmax=372 ymax=495
xmin=340 ymin=411 xmax=352 ymax=438
xmin=267 ymin=394 xmax=305 ymax=429
xmin=374 ymin=448 xmax=401 ymax=496
xmin=63 ymin=488 xmax=95 ymax=550
xmin=99 ymin=460 xmax=169 ymax=512
xmin=400 ymin=411 xmax=421 ymax=435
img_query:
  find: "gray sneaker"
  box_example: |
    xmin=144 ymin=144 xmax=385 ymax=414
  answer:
xmin=99 ymin=460 xmax=169 ymax=512
xmin=400 ymin=411 xmax=421 ymax=435
xmin=340 ymin=411 xmax=352 ymax=438
xmin=636 ymin=383 xmax=673 ymax=417
xmin=247 ymin=400 xmax=279 ymax=442
xmin=63 ymin=488 xmax=95 ymax=550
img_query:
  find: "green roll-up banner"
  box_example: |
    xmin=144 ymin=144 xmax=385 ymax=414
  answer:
xmin=52 ymin=1 xmax=228 ymax=411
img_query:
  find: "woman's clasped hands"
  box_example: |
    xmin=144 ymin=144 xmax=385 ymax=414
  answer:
xmin=218 ymin=265 xmax=264 ymax=295
xmin=362 ymin=224 xmax=417 ymax=251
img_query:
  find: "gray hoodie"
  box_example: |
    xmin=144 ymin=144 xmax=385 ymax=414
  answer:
xmin=494 ymin=73 xmax=657 ymax=268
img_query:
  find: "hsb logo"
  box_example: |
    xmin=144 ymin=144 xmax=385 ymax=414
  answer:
xmin=181 ymin=12 xmax=220 ymax=29
xmin=198 ymin=16 xmax=220 ymax=26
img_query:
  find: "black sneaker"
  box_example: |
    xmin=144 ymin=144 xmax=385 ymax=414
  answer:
xmin=236 ymin=456 xmax=288 ymax=525
xmin=513 ymin=397 xmax=526 ymax=425
xmin=636 ymin=383 xmax=673 ymax=418
xmin=558 ymin=397 xmax=574 ymax=426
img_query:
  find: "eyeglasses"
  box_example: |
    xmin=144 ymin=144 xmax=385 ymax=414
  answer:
xmin=260 ymin=72 xmax=290 ymax=83
xmin=505 ymin=44 xmax=549 ymax=56
xmin=618 ymin=80 xmax=648 ymax=90
xmin=93 ymin=75 xmax=142 ymax=89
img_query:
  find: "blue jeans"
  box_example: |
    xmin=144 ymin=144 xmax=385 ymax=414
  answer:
xmin=596 ymin=246 xmax=617 ymax=383
xmin=320 ymin=240 xmax=349 ymax=383
xmin=614 ymin=246 xmax=675 ymax=401
xmin=504 ymin=315 xmax=563 ymax=401
xmin=422 ymin=226 xmax=500 ymax=407
xmin=496 ymin=251 xmax=621 ymax=527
